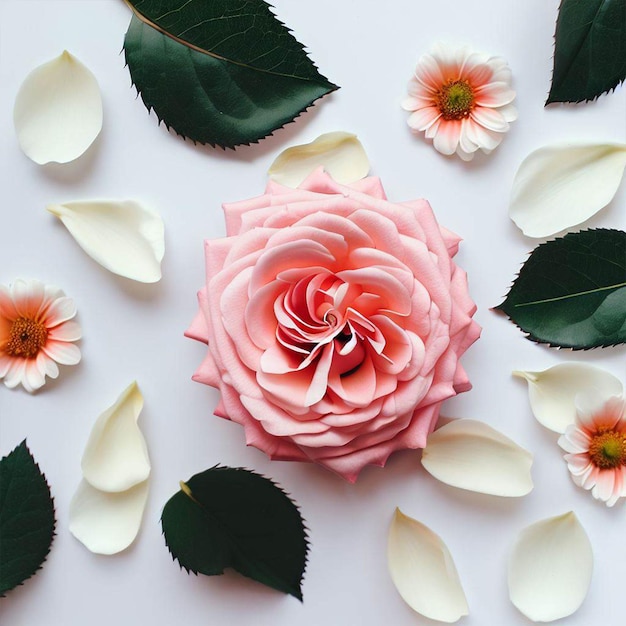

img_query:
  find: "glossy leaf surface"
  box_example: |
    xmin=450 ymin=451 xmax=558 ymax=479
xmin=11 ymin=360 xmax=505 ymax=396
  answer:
xmin=496 ymin=229 xmax=626 ymax=348
xmin=123 ymin=0 xmax=338 ymax=148
xmin=161 ymin=466 xmax=308 ymax=599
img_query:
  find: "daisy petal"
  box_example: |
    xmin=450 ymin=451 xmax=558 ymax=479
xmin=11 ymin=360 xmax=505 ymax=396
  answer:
xmin=408 ymin=107 xmax=441 ymax=131
xmin=474 ymin=82 xmax=516 ymax=107
xmin=43 ymin=341 xmax=81 ymax=365
xmin=24 ymin=360 xmax=46 ymax=392
xmin=421 ymin=419 xmax=533 ymax=497
xmin=508 ymin=512 xmax=593 ymax=622
xmin=514 ymin=364 xmax=624 ymax=433
xmin=47 ymin=200 xmax=165 ymax=283
xmin=470 ymin=107 xmax=509 ymax=132
xmin=45 ymin=296 xmax=76 ymax=326
xmin=13 ymin=51 xmax=102 ymax=165
xmin=433 ymin=121 xmax=462 ymax=156
xmin=49 ymin=320 xmax=82 ymax=341
xmin=388 ymin=508 xmax=468 ymax=623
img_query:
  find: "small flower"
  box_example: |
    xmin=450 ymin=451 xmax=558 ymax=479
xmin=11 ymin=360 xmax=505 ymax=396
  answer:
xmin=558 ymin=395 xmax=626 ymax=507
xmin=0 ymin=279 xmax=81 ymax=392
xmin=402 ymin=43 xmax=517 ymax=160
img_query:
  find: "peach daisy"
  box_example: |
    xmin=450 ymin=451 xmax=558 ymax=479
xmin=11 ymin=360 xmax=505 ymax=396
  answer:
xmin=0 ymin=278 xmax=81 ymax=392
xmin=402 ymin=43 xmax=517 ymax=160
xmin=558 ymin=394 xmax=626 ymax=507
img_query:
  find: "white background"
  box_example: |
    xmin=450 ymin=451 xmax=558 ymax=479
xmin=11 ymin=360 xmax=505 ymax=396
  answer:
xmin=1 ymin=1 xmax=625 ymax=625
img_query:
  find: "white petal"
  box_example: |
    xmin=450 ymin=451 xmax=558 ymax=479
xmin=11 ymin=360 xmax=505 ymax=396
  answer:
xmin=268 ymin=132 xmax=370 ymax=188
xmin=47 ymin=200 xmax=165 ymax=283
xmin=508 ymin=512 xmax=593 ymax=622
xmin=421 ymin=419 xmax=534 ymax=497
xmin=69 ymin=478 xmax=149 ymax=555
xmin=13 ymin=51 xmax=102 ymax=165
xmin=388 ymin=508 xmax=468 ymax=623
xmin=81 ymin=382 xmax=150 ymax=492
xmin=513 ymin=364 xmax=623 ymax=433
xmin=509 ymin=143 xmax=626 ymax=238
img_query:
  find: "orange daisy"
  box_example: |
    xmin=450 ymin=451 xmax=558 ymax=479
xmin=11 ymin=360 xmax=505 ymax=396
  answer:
xmin=559 ymin=394 xmax=626 ymax=507
xmin=402 ymin=43 xmax=517 ymax=160
xmin=0 ymin=278 xmax=81 ymax=392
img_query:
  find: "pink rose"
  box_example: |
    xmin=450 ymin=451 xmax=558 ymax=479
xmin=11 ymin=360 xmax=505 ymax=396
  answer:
xmin=186 ymin=169 xmax=480 ymax=481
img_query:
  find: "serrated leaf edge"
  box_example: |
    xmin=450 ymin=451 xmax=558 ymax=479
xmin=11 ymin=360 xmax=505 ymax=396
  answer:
xmin=160 ymin=465 xmax=310 ymax=600
xmin=0 ymin=440 xmax=56 ymax=597
xmin=123 ymin=60 xmax=335 ymax=151
xmin=545 ymin=0 xmax=626 ymax=105
xmin=494 ymin=228 xmax=626 ymax=349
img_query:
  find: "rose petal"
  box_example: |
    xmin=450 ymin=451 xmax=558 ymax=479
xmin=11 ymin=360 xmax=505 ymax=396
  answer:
xmin=513 ymin=363 xmax=624 ymax=433
xmin=508 ymin=512 xmax=593 ymax=622
xmin=69 ymin=478 xmax=149 ymax=555
xmin=388 ymin=508 xmax=469 ymax=623
xmin=47 ymin=200 xmax=164 ymax=283
xmin=268 ymin=131 xmax=370 ymax=187
xmin=421 ymin=419 xmax=534 ymax=497
xmin=13 ymin=50 xmax=102 ymax=164
xmin=81 ymin=382 xmax=151 ymax=492
xmin=509 ymin=143 xmax=626 ymax=238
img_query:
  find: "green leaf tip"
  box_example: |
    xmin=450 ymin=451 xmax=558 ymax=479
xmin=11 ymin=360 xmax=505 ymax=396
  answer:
xmin=496 ymin=229 xmax=626 ymax=349
xmin=161 ymin=465 xmax=309 ymax=600
xmin=0 ymin=440 xmax=56 ymax=596
xmin=122 ymin=0 xmax=338 ymax=149
xmin=547 ymin=0 xmax=626 ymax=104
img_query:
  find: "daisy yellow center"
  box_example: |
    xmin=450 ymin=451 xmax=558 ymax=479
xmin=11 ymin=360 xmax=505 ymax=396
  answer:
xmin=435 ymin=80 xmax=475 ymax=120
xmin=588 ymin=429 xmax=626 ymax=469
xmin=6 ymin=317 xmax=48 ymax=359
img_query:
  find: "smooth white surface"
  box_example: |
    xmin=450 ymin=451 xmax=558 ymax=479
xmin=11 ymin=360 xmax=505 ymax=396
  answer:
xmin=0 ymin=1 xmax=625 ymax=625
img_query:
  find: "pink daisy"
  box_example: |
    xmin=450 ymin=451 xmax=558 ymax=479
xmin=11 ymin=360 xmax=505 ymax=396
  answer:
xmin=0 ymin=278 xmax=81 ymax=392
xmin=558 ymin=394 xmax=626 ymax=507
xmin=402 ymin=43 xmax=517 ymax=160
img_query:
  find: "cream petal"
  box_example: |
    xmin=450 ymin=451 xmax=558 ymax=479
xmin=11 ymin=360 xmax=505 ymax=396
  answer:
xmin=47 ymin=200 xmax=165 ymax=283
xmin=69 ymin=478 xmax=149 ymax=555
xmin=508 ymin=512 xmax=593 ymax=622
xmin=388 ymin=508 xmax=469 ymax=623
xmin=14 ymin=51 xmax=102 ymax=165
xmin=513 ymin=364 xmax=623 ymax=433
xmin=509 ymin=143 xmax=626 ymax=238
xmin=421 ymin=419 xmax=534 ymax=497
xmin=81 ymin=382 xmax=151 ymax=492
xmin=268 ymin=132 xmax=370 ymax=188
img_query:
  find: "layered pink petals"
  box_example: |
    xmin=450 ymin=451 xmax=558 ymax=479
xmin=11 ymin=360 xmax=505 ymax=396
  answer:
xmin=0 ymin=278 xmax=82 ymax=392
xmin=186 ymin=170 xmax=480 ymax=481
xmin=402 ymin=42 xmax=517 ymax=160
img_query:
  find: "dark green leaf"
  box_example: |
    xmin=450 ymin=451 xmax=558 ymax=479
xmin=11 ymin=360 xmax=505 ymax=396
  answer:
xmin=495 ymin=229 xmax=626 ymax=349
xmin=547 ymin=0 xmax=626 ymax=104
xmin=0 ymin=441 xmax=55 ymax=596
xmin=161 ymin=465 xmax=309 ymax=600
xmin=122 ymin=0 xmax=338 ymax=148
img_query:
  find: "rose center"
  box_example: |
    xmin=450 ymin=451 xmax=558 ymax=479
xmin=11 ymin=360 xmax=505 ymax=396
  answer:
xmin=435 ymin=80 xmax=475 ymax=120
xmin=588 ymin=429 xmax=626 ymax=469
xmin=6 ymin=317 xmax=48 ymax=359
